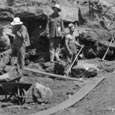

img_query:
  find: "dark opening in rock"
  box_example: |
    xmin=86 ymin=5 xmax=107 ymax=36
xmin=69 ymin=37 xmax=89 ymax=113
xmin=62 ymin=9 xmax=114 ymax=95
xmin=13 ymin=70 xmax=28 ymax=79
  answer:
xmin=21 ymin=16 xmax=50 ymax=61
xmin=21 ymin=16 xmax=69 ymax=62
xmin=22 ymin=17 xmax=47 ymax=48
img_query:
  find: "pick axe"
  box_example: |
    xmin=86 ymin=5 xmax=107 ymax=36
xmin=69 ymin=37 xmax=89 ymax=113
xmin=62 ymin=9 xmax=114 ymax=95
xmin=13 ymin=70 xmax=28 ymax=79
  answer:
xmin=102 ymin=36 xmax=114 ymax=61
xmin=65 ymin=45 xmax=84 ymax=76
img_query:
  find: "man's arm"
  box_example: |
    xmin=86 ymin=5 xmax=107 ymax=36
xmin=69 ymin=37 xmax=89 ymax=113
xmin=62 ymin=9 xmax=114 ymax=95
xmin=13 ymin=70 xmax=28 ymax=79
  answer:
xmin=65 ymin=35 xmax=72 ymax=54
xmin=46 ymin=15 xmax=50 ymax=37
xmin=3 ymin=27 xmax=15 ymax=39
xmin=21 ymin=26 xmax=30 ymax=47
xmin=75 ymin=41 xmax=81 ymax=47
xmin=61 ymin=18 xmax=64 ymax=32
xmin=21 ymin=26 xmax=27 ymax=38
xmin=5 ymin=32 xmax=15 ymax=38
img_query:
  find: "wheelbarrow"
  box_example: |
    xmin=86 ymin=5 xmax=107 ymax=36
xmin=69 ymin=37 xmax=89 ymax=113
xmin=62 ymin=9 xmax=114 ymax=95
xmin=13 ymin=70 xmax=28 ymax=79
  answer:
xmin=0 ymin=68 xmax=32 ymax=105
xmin=0 ymin=82 xmax=32 ymax=104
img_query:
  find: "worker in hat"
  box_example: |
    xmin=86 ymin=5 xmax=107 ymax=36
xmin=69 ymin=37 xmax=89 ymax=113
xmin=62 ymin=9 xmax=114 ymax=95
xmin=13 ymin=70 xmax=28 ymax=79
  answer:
xmin=65 ymin=23 xmax=83 ymax=64
xmin=46 ymin=3 xmax=64 ymax=62
xmin=10 ymin=17 xmax=30 ymax=75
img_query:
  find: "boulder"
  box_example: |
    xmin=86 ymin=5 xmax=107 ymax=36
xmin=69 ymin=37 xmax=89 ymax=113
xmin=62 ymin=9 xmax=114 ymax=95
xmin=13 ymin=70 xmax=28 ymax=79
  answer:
xmin=43 ymin=61 xmax=66 ymax=74
xmin=43 ymin=62 xmax=55 ymax=73
xmin=28 ymin=63 xmax=44 ymax=71
xmin=54 ymin=61 xmax=66 ymax=75
xmin=32 ymin=82 xmax=53 ymax=103
xmin=71 ymin=61 xmax=99 ymax=78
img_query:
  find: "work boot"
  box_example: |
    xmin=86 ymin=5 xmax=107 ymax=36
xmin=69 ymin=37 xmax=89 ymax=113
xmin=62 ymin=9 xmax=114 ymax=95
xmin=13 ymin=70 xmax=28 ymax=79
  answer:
xmin=55 ymin=52 xmax=61 ymax=61
xmin=11 ymin=57 xmax=17 ymax=67
xmin=16 ymin=64 xmax=23 ymax=77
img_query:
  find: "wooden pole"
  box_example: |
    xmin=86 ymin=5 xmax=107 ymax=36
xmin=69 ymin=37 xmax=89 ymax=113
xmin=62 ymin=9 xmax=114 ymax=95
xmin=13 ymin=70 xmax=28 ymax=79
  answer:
xmin=65 ymin=45 xmax=84 ymax=76
xmin=102 ymin=36 xmax=114 ymax=61
xmin=24 ymin=67 xmax=84 ymax=82
xmin=0 ymin=49 xmax=11 ymax=57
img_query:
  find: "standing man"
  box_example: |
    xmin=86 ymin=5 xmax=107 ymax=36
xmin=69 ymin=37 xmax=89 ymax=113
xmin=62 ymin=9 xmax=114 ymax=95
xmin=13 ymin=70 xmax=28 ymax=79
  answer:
xmin=46 ymin=3 xmax=64 ymax=62
xmin=65 ymin=23 xmax=83 ymax=64
xmin=10 ymin=17 xmax=30 ymax=74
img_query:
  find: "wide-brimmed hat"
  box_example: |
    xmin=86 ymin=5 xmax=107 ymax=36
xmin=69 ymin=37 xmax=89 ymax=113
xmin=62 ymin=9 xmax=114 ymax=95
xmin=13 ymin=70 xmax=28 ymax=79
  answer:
xmin=11 ymin=17 xmax=23 ymax=26
xmin=52 ymin=3 xmax=61 ymax=12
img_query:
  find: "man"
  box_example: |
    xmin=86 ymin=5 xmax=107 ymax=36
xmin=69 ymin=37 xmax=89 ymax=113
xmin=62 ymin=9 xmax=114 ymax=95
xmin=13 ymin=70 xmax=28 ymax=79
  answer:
xmin=46 ymin=3 xmax=64 ymax=62
xmin=10 ymin=17 xmax=30 ymax=74
xmin=65 ymin=23 xmax=83 ymax=64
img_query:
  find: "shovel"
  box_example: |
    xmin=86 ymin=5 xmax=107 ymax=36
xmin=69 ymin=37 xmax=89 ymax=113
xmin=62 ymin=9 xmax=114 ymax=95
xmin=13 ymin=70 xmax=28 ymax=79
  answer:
xmin=102 ymin=36 xmax=114 ymax=61
xmin=65 ymin=45 xmax=84 ymax=76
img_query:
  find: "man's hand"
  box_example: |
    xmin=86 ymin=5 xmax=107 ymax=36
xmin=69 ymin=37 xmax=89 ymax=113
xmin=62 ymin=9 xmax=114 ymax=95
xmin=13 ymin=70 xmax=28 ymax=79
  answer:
xmin=69 ymin=51 xmax=73 ymax=56
xmin=46 ymin=33 xmax=50 ymax=39
xmin=47 ymin=34 xmax=50 ymax=38
xmin=81 ymin=45 xmax=84 ymax=47
xmin=16 ymin=31 xmax=22 ymax=37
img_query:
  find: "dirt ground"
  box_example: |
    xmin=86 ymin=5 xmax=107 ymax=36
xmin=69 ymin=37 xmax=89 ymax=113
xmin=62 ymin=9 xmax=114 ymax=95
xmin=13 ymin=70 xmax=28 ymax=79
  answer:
xmin=54 ymin=72 xmax=115 ymax=115
xmin=0 ymin=59 xmax=115 ymax=115
xmin=0 ymin=68 xmax=80 ymax=115
xmin=54 ymin=59 xmax=115 ymax=115
xmin=73 ymin=72 xmax=115 ymax=115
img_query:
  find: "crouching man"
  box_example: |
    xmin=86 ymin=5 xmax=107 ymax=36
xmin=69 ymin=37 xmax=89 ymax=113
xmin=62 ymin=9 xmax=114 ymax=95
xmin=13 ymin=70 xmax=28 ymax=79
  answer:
xmin=65 ymin=23 xmax=83 ymax=64
xmin=10 ymin=17 xmax=30 ymax=75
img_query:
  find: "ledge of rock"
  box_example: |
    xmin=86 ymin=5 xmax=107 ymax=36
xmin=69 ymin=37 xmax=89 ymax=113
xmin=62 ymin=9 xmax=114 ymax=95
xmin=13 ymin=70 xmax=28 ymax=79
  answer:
xmin=0 ymin=6 xmax=14 ymax=20
xmin=71 ymin=61 xmax=99 ymax=78
xmin=0 ymin=0 xmax=115 ymax=60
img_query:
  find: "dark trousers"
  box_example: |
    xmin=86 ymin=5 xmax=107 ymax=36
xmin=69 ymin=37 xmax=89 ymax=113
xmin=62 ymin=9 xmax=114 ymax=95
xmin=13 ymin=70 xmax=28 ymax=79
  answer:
xmin=67 ymin=53 xmax=75 ymax=64
xmin=49 ymin=37 xmax=61 ymax=61
xmin=64 ymin=52 xmax=78 ymax=75
xmin=11 ymin=46 xmax=25 ymax=71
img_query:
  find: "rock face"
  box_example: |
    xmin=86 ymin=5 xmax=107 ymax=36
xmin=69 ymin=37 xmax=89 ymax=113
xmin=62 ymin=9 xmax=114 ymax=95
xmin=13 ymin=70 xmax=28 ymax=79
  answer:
xmin=0 ymin=0 xmax=80 ymax=50
xmin=0 ymin=0 xmax=114 ymax=60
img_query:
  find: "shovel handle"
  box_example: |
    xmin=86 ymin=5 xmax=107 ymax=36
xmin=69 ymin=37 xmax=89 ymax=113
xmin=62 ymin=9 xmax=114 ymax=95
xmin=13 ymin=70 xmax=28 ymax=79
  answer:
xmin=102 ymin=36 xmax=114 ymax=60
xmin=65 ymin=45 xmax=84 ymax=76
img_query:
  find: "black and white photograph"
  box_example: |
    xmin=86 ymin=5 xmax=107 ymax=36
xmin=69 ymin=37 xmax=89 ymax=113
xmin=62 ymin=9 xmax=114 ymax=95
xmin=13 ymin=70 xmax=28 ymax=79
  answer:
xmin=0 ymin=0 xmax=114 ymax=115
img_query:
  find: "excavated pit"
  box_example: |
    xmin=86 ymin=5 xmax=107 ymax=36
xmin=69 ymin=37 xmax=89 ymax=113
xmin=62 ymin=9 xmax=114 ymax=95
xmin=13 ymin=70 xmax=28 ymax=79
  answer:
xmin=0 ymin=0 xmax=115 ymax=115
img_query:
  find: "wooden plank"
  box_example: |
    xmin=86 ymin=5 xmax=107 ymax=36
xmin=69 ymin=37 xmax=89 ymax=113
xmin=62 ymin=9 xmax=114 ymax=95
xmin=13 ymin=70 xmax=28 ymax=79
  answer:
xmin=30 ymin=76 xmax=105 ymax=115
xmin=0 ymin=49 xmax=11 ymax=57
xmin=24 ymin=67 xmax=85 ymax=82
